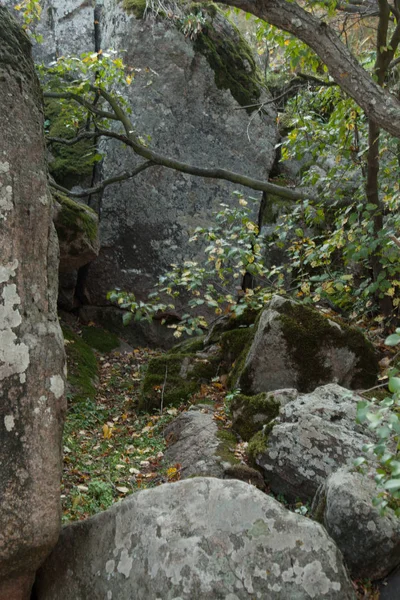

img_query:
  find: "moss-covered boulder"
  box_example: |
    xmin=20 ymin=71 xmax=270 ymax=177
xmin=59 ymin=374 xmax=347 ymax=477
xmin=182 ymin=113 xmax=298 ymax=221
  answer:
xmin=53 ymin=190 xmax=100 ymax=272
xmin=140 ymin=348 xmax=222 ymax=411
xmin=231 ymin=389 xmax=298 ymax=441
xmin=235 ymin=295 xmax=378 ymax=394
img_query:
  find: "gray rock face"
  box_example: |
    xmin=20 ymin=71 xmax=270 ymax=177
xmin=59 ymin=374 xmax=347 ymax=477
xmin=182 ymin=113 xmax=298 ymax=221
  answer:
xmin=85 ymin=2 xmax=277 ymax=308
xmin=34 ymin=478 xmax=355 ymax=600
xmin=163 ymin=405 xmax=236 ymax=478
xmin=237 ymin=295 xmax=378 ymax=394
xmin=5 ymin=0 xmax=277 ymax=338
xmin=0 ymin=8 xmax=66 ymax=599
xmin=254 ymin=384 xmax=375 ymax=502
xmin=312 ymin=468 xmax=400 ymax=580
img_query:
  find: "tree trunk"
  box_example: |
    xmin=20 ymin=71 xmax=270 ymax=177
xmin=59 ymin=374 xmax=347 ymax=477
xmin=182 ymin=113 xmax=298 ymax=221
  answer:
xmin=0 ymin=8 xmax=66 ymax=599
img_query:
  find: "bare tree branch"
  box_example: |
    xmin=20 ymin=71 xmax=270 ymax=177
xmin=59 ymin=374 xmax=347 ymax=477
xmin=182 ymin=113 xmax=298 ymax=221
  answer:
xmin=49 ymin=161 xmax=155 ymax=197
xmin=44 ymin=90 xmax=314 ymax=201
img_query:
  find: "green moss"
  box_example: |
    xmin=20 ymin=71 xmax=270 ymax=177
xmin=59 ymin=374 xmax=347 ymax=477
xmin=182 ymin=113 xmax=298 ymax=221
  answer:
xmin=121 ymin=0 xmax=147 ymax=18
xmin=167 ymin=335 xmax=205 ymax=354
xmin=231 ymin=392 xmax=280 ymax=441
xmin=52 ymin=190 xmax=98 ymax=243
xmin=81 ymin=326 xmax=120 ymax=353
xmin=193 ymin=5 xmax=265 ymax=110
xmin=45 ymin=99 xmax=97 ymax=184
xmin=63 ymin=325 xmax=98 ymax=403
xmin=220 ymin=327 xmax=254 ymax=366
xmin=226 ymin=325 xmax=257 ymax=390
xmin=140 ymin=351 xmax=220 ymax=411
xmin=278 ymin=300 xmax=378 ymax=392
xmin=247 ymin=430 xmax=268 ymax=466
xmin=216 ymin=428 xmax=240 ymax=465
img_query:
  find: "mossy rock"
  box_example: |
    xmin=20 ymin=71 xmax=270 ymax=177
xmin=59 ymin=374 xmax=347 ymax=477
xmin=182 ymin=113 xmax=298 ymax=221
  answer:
xmin=121 ymin=0 xmax=147 ymax=18
xmin=53 ymin=190 xmax=98 ymax=244
xmin=193 ymin=4 xmax=266 ymax=110
xmin=52 ymin=190 xmax=99 ymax=271
xmin=140 ymin=350 xmax=221 ymax=411
xmin=231 ymin=392 xmax=280 ymax=441
xmin=247 ymin=430 xmax=268 ymax=467
xmin=236 ymin=295 xmax=379 ymax=395
xmin=166 ymin=335 xmax=206 ymax=355
xmin=220 ymin=327 xmax=254 ymax=367
xmin=45 ymin=100 xmax=98 ymax=185
xmin=62 ymin=325 xmax=98 ymax=403
xmin=81 ymin=326 xmax=120 ymax=353
xmin=216 ymin=428 xmax=240 ymax=466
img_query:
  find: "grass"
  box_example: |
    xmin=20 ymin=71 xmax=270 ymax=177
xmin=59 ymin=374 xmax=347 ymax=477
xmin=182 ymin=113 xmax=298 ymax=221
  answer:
xmin=61 ymin=339 xmax=179 ymax=521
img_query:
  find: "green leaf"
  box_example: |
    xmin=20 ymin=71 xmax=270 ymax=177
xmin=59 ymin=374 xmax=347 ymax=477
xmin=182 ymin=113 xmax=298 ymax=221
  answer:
xmin=122 ymin=312 xmax=132 ymax=326
xmin=385 ymin=334 xmax=400 ymax=346
xmin=389 ymin=377 xmax=400 ymax=393
xmin=384 ymin=479 xmax=400 ymax=491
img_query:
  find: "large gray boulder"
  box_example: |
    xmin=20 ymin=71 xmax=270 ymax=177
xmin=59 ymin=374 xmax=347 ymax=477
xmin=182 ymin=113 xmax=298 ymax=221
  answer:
xmin=0 ymin=9 xmax=66 ymax=599
xmin=312 ymin=468 xmax=400 ymax=580
xmin=235 ymin=295 xmax=378 ymax=394
xmin=34 ymin=478 xmax=355 ymax=599
xmin=252 ymin=384 xmax=375 ymax=502
xmin=85 ymin=1 xmax=277 ymax=309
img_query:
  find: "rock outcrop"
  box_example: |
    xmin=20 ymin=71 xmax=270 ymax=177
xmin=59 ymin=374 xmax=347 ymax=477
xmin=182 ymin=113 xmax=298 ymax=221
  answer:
xmin=312 ymin=468 xmax=400 ymax=580
xmin=251 ymin=384 xmax=375 ymax=502
xmin=5 ymin=0 xmax=278 ymax=340
xmin=234 ymin=295 xmax=378 ymax=394
xmin=0 ymin=9 xmax=66 ymax=599
xmin=34 ymin=478 xmax=355 ymax=600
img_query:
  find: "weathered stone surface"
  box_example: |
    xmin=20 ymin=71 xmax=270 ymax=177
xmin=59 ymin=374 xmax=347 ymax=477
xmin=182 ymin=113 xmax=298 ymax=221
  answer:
xmin=85 ymin=1 xmax=277 ymax=309
xmin=34 ymin=478 xmax=355 ymax=599
xmin=253 ymin=384 xmax=375 ymax=502
xmin=312 ymin=468 xmax=400 ymax=580
xmin=163 ymin=405 xmax=238 ymax=478
xmin=53 ymin=191 xmax=100 ymax=272
xmin=231 ymin=389 xmax=299 ymax=441
xmin=236 ymin=295 xmax=378 ymax=394
xmin=0 ymin=9 xmax=66 ymax=599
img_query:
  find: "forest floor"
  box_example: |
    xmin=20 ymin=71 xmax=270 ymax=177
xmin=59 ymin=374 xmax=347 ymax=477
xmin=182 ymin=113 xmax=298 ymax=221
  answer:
xmin=60 ymin=316 xmax=385 ymax=599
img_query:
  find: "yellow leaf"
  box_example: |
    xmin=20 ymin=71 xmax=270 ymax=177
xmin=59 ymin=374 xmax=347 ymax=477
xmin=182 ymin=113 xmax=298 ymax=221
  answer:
xmin=102 ymin=423 xmax=113 ymax=439
xmin=126 ymin=75 xmax=132 ymax=85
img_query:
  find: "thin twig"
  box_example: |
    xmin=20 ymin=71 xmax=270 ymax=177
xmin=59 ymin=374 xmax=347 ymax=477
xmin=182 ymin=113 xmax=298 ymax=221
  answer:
xmin=160 ymin=365 xmax=168 ymax=415
xmin=358 ymin=380 xmax=389 ymax=396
